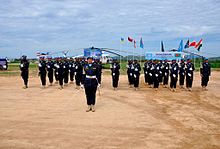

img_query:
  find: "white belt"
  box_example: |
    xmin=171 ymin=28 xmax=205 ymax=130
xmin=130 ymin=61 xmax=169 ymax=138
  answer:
xmin=86 ymin=75 xmax=96 ymax=79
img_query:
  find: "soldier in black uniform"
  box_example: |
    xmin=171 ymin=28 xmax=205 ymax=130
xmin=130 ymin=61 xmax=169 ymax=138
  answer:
xmin=19 ymin=55 xmax=29 ymax=89
xmin=126 ymin=60 xmax=134 ymax=87
xmin=74 ymin=58 xmax=83 ymax=89
xmin=133 ymin=60 xmax=141 ymax=90
xmin=143 ymin=60 xmax=149 ymax=84
xmin=200 ymin=58 xmax=211 ymax=90
xmin=158 ymin=60 xmax=163 ymax=84
xmin=170 ymin=59 xmax=179 ymax=92
xmin=54 ymin=57 xmax=59 ymax=84
xmin=46 ymin=57 xmax=54 ymax=86
xmin=38 ymin=57 xmax=47 ymax=88
xmin=69 ymin=58 xmax=75 ymax=84
xmin=148 ymin=60 xmax=154 ymax=88
xmin=96 ymin=59 xmax=103 ymax=85
xmin=179 ymin=59 xmax=186 ymax=89
xmin=110 ymin=59 xmax=120 ymax=90
xmin=185 ymin=59 xmax=195 ymax=91
xmin=56 ymin=57 xmax=64 ymax=89
xmin=153 ymin=60 xmax=160 ymax=91
xmin=82 ymin=57 xmax=99 ymax=112
xmin=162 ymin=59 xmax=169 ymax=88
xmin=63 ymin=57 xmax=69 ymax=85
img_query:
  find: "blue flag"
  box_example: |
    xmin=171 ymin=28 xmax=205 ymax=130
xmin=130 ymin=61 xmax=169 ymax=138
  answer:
xmin=140 ymin=38 xmax=144 ymax=49
xmin=178 ymin=40 xmax=183 ymax=52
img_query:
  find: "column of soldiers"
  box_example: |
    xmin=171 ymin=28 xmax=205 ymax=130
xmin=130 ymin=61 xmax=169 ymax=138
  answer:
xmin=20 ymin=55 xmax=211 ymax=112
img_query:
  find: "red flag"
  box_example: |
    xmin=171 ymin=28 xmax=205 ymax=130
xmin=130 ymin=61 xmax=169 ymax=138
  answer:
xmin=189 ymin=41 xmax=196 ymax=47
xmin=195 ymin=39 xmax=203 ymax=48
xmin=128 ymin=37 xmax=133 ymax=42
xmin=134 ymin=40 xmax=136 ymax=48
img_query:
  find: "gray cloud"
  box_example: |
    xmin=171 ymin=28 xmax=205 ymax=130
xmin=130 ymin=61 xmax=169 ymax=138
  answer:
xmin=0 ymin=0 xmax=220 ymax=57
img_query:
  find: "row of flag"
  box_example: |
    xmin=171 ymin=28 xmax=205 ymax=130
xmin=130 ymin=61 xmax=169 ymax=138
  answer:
xmin=121 ymin=37 xmax=203 ymax=52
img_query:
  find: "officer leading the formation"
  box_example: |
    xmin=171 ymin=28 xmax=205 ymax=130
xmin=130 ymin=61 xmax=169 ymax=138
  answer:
xmin=38 ymin=57 xmax=47 ymax=88
xmin=82 ymin=57 xmax=99 ymax=112
xmin=200 ymin=58 xmax=211 ymax=90
xmin=20 ymin=55 xmax=29 ymax=89
xmin=110 ymin=58 xmax=120 ymax=90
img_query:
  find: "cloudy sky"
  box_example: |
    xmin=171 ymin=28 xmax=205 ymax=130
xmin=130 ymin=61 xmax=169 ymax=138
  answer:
xmin=0 ymin=0 xmax=220 ymax=58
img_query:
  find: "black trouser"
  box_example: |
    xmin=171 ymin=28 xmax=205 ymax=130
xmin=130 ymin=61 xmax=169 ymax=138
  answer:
xmin=159 ymin=74 xmax=163 ymax=83
xmin=179 ymin=74 xmax=185 ymax=86
xmin=112 ymin=74 xmax=119 ymax=88
xmin=58 ymin=74 xmax=63 ymax=86
xmin=85 ymin=86 xmax=97 ymax=105
xmin=170 ymin=76 xmax=177 ymax=88
xmin=201 ymin=76 xmax=209 ymax=87
xmin=153 ymin=76 xmax=159 ymax=88
xmin=186 ymin=75 xmax=193 ymax=88
xmin=148 ymin=73 xmax=153 ymax=85
xmin=63 ymin=71 xmax=69 ymax=84
xmin=144 ymin=71 xmax=148 ymax=83
xmin=70 ymin=71 xmax=74 ymax=82
xmin=54 ymin=71 xmax=59 ymax=81
xmin=48 ymin=71 xmax=53 ymax=83
xmin=127 ymin=72 xmax=133 ymax=85
xmin=133 ymin=74 xmax=140 ymax=87
xmin=40 ymin=73 xmax=46 ymax=86
xmin=75 ymin=73 xmax=82 ymax=86
xmin=163 ymin=73 xmax=169 ymax=85
xmin=21 ymin=71 xmax=28 ymax=86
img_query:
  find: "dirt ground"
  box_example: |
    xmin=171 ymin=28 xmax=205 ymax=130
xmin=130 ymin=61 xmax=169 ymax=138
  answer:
xmin=0 ymin=71 xmax=219 ymax=149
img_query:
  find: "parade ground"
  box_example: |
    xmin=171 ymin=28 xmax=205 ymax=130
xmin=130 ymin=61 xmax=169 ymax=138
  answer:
xmin=0 ymin=71 xmax=220 ymax=149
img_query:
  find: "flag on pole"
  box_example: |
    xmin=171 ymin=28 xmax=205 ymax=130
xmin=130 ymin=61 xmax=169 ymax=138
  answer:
xmin=140 ymin=38 xmax=144 ymax=49
xmin=184 ymin=39 xmax=189 ymax=49
xmin=134 ymin=40 xmax=136 ymax=48
xmin=128 ymin=36 xmax=133 ymax=42
xmin=120 ymin=37 xmax=125 ymax=43
xmin=189 ymin=41 xmax=196 ymax=47
xmin=177 ymin=40 xmax=183 ymax=52
xmin=195 ymin=39 xmax=203 ymax=51
xmin=161 ymin=41 xmax=164 ymax=52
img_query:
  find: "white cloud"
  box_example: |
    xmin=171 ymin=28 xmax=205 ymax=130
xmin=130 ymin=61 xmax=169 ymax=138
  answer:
xmin=0 ymin=0 xmax=220 ymax=57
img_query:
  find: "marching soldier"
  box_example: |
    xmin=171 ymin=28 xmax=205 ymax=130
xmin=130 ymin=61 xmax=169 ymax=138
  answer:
xmin=74 ymin=58 xmax=83 ymax=89
xmin=46 ymin=57 xmax=54 ymax=86
xmin=143 ymin=60 xmax=149 ymax=84
xmin=69 ymin=58 xmax=75 ymax=84
xmin=148 ymin=60 xmax=154 ymax=88
xmin=162 ymin=59 xmax=169 ymax=88
xmin=110 ymin=59 xmax=120 ymax=90
xmin=158 ymin=60 xmax=163 ymax=84
xmin=38 ymin=57 xmax=47 ymax=88
xmin=153 ymin=60 xmax=160 ymax=91
xmin=185 ymin=59 xmax=195 ymax=91
xmin=19 ymin=55 xmax=29 ymax=89
xmin=96 ymin=59 xmax=103 ymax=85
xmin=54 ymin=57 xmax=59 ymax=84
xmin=126 ymin=60 xmax=134 ymax=87
xmin=63 ymin=57 xmax=69 ymax=85
xmin=170 ymin=59 xmax=179 ymax=92
xmin=133 ymin=60 xmax=141 ymax=90
xmin=200 ymin=58 xmax=211 ymax=90
xmin=81 ymin=57 xmax=99 ymax=112
xmin=56 ymin=57 xmax=64 ymax=89
xmin=179 ymin=59 xmax=186 ymax=89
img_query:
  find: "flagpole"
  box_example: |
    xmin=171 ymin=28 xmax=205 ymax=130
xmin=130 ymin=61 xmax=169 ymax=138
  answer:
xmin=119 ymin=41 xmax=121 ymax=64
